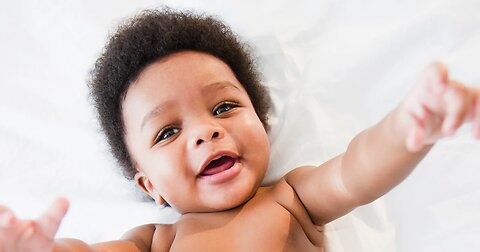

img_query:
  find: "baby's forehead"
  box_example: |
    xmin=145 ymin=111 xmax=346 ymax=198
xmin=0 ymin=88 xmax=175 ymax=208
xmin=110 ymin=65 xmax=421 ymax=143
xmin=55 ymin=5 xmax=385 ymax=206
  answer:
xmin=130 ymin=52 xmax=247 ymax=94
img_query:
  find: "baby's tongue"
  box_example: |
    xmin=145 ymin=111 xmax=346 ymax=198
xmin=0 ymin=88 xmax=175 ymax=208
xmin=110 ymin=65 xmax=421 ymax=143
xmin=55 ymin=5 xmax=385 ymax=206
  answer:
xmin=201 ymin=156 xmax=235 ymax=176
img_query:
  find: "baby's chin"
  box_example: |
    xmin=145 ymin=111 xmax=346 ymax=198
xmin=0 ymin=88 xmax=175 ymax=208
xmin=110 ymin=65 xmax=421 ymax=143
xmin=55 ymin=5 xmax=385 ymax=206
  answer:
xmin=175 ymin=184 xmax=261 ymax=214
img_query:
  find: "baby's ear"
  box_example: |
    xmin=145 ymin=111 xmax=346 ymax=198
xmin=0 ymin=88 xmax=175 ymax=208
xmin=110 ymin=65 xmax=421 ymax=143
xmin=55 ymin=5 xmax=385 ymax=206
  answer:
xmin=134 ymin=172 xmax=166 ymax=205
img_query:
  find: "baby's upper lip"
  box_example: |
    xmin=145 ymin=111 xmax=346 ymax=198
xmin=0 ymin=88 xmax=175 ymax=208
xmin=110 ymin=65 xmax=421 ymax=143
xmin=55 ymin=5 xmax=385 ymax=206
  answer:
xmin=197 ymin=150 xmax=239 ymax=176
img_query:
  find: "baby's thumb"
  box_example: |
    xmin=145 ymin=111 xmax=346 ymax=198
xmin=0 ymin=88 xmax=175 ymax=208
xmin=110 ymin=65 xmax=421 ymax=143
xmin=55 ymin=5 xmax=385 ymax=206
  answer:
xmin=406 ymin=126 xmax=425 ymax=153
xmin=37 ymin=197 xmax=69 ymax=239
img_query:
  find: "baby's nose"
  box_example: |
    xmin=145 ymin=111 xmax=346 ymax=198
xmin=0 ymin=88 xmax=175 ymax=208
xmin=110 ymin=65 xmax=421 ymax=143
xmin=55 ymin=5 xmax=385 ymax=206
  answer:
xmin=196 ymin=131 xmax=220 ymax=145
xmin=190 ymin=123 xmax=224 ymax=147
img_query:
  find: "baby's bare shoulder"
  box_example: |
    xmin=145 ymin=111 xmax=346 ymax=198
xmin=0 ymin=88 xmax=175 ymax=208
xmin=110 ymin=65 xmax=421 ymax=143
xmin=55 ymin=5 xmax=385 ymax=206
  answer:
xmin=121 ymin=223 xmax=176 ymax=251
xmin=269 ymin=166 xmax=317 ymax=215
xmin=272 ymin=165 xmax=318 ymax=197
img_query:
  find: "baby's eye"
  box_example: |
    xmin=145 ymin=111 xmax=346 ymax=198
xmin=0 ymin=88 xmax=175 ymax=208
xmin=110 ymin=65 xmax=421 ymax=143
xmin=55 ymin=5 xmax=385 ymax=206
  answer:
xmin=154 ymin=126 xmax=180 ymax=144
xmin=212 ymin=101 xmax=239 ymax=116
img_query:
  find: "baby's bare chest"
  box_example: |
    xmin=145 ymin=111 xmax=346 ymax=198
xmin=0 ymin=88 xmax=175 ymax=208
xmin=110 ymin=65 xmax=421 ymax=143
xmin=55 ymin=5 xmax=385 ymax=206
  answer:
xmin=160 ymin=192 xmax=324 ymax=251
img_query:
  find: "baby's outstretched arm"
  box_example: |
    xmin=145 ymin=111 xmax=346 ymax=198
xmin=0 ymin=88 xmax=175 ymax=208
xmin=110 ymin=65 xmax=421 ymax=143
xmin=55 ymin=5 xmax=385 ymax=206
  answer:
xmin=286 ymin=62 xmax=480 ymax=225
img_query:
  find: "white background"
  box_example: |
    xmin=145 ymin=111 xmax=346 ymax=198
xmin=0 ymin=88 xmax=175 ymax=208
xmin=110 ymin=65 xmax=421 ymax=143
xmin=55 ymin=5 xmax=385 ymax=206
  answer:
xmin=1 ymin=1 xmax=480 ymax=251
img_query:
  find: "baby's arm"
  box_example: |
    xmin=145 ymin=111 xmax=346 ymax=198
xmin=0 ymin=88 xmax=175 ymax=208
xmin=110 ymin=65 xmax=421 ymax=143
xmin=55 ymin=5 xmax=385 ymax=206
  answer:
xmin=0 ymin=198 xmax=159 ymax=252
xmin=285 ymin=63 xmax=480 ymax=225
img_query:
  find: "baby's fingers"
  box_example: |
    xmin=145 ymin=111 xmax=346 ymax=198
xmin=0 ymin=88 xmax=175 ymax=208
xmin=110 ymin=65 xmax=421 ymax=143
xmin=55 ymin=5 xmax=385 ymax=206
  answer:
xmin=441 ymin=82 xmax=472 ymax=135
xmin=0 ymin=206 xmax=17 ymax=228
xmin=37 ymin=198 xmax=69 ymax=239
xmin=422 ymin=62 xmax=448 ymax=96
xmin=473 ymin=92 xmax=480 ymax=138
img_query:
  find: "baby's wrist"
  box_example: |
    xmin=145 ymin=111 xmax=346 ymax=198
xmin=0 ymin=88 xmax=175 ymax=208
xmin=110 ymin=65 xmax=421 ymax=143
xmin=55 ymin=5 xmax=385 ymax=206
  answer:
xmin=388 ymin=104 xmax=426 ymax=151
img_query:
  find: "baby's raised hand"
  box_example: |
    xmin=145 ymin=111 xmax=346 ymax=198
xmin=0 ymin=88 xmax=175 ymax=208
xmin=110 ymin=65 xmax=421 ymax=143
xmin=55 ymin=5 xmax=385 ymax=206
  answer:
xmin=403 ymin=62 xmax=480 ymax=152
xmin=0 ymin=198 xmax=69 ymax=252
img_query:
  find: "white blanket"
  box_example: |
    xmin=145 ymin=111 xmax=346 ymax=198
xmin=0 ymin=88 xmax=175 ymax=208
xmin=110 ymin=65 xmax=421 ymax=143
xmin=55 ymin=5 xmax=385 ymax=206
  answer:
xmin=1 ymin=0 xmax=479 ymax=251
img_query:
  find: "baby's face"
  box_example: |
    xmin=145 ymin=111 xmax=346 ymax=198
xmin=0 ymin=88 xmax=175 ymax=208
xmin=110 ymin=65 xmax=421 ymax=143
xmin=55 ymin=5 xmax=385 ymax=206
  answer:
xmin=122 ymin=51 xmax=270 ymax=213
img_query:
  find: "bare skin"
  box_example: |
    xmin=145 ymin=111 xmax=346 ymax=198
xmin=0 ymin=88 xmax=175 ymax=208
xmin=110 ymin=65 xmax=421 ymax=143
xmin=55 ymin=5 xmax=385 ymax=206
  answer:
xmin=1 ymin=52 xmax=479 ymax=251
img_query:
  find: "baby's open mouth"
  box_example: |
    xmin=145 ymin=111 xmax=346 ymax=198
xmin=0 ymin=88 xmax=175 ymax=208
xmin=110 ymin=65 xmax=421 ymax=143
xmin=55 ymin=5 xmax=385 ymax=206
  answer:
xmin=200 ymin=156 xmax=236 ymax=176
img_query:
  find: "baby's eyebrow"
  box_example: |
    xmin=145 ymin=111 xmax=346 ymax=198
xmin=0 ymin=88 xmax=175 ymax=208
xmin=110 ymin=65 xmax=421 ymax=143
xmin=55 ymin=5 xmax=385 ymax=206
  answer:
xmin=202 ymin=81 xmax=240 ymax=96
xmin=140 ymin=100 xmax=174 ymax=131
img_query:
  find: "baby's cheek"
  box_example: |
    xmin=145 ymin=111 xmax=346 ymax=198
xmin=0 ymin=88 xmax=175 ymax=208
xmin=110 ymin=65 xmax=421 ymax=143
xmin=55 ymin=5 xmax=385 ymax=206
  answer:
xmin=243 ymin=114 xmax=268 ymax=137
xmin=243 ymin=114 xmax=270 ymax=156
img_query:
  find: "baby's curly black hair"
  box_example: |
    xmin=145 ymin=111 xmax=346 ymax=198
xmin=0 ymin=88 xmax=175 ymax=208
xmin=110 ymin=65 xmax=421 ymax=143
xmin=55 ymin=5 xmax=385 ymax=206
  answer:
xmin=89 ymin=8 xmax=271 ymax=180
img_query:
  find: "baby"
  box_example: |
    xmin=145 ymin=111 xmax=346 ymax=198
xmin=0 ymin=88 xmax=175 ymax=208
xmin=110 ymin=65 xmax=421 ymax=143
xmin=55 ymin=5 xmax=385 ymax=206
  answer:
xmin=1 ymin=9 xmax=480 ymax=252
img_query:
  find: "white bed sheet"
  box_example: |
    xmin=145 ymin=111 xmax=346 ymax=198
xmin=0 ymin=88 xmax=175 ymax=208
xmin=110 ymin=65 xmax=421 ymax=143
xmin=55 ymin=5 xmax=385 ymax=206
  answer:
xmin=1 ymin=0 xmax=479 ymax=251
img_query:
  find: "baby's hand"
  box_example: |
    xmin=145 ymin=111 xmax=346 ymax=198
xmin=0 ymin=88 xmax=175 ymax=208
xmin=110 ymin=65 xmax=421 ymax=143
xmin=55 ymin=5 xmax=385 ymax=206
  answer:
xmin=402 ymin=62 xmax=480 ymax=152
xmin=0 ymin=198 xmax=69 ymax=252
